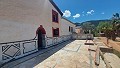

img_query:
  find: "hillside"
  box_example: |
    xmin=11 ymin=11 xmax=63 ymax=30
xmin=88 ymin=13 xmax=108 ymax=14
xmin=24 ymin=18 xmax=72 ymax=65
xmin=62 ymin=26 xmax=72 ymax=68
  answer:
xmin=75 ymin=19 xmax=111 ymax=27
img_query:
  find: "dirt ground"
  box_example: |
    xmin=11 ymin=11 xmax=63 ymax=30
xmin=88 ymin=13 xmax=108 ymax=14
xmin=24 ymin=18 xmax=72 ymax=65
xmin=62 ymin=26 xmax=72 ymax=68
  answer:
xmin=116 ymin=37 xmax=120 ymax=45
xmin=95 ymin=37 xmax=120 ymax=52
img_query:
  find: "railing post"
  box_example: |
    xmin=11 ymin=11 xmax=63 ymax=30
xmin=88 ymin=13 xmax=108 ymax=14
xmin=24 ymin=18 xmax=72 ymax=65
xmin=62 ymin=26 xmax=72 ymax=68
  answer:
xmin=19 ymin=42 xmax=24 ymax=57
xmin=0 ymin=45 xmax=2 ymax=64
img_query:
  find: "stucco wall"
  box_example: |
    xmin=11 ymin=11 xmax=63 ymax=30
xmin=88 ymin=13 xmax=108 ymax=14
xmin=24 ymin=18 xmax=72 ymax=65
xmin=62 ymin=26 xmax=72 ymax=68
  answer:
xmin=0 ymin=0 xmax=61 ymax=43
xmin=61 ymin=18 xmax=76 ymax=36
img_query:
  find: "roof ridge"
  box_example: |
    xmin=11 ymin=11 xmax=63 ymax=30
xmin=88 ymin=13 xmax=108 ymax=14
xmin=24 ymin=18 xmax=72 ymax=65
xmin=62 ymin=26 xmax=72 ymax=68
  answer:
xmin=49 ymin=0 xmax=63 ymax=16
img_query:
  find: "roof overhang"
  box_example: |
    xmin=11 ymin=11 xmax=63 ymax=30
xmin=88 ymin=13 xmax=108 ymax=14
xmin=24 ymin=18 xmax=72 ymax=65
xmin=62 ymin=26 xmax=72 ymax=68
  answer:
xmin=62 ymin=17 xmax=76 ymax=26
xmin=49 ymin=0 xmax=63 ymax=16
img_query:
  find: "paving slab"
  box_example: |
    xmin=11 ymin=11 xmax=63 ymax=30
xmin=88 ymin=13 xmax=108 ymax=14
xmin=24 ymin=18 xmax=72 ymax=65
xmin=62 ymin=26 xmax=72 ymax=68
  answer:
xmin=104 ymin=53 xmax=120 ymax=68
xmin=2 ymin=40 xmax=107 ymax=68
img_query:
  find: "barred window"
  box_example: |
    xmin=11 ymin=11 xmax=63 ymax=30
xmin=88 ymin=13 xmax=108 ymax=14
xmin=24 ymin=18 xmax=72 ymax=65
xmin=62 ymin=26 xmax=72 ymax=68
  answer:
xmin=52 ymin=10 xmax=59 ymax=23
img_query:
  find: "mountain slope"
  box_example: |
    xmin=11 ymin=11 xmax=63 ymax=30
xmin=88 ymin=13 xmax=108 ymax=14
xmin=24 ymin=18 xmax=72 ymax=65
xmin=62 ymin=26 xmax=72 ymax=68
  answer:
xmin=75 ymin=19 xmax=111 ymax=27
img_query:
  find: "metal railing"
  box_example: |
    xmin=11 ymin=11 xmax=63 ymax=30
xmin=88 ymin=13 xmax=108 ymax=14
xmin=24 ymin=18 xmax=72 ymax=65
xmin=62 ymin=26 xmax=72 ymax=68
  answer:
xmin=0 ymin=38 xmax=38 ymax=64
xmin=0 ymin=34 xmax=73 ymax=64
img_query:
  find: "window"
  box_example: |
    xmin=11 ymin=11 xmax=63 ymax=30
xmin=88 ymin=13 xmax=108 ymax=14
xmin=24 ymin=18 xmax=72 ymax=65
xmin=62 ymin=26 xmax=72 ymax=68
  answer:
xmin=52 ymin=10 xmax=58 ymax=23
xmin=52 ymin=27 xmax=59 ymax=37
xmin=69 ymin=26 xmax=71 ymax=32
xmin=69 ymin=26 xmax=73 ymax=32
xmin=71 ymin=27 xmax=73 ymax=32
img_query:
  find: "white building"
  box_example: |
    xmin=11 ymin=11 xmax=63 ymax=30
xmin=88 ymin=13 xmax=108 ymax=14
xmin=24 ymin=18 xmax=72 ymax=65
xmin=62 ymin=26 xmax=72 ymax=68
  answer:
xmin=0 ymin=0 xmax=64 ymax=42
xmin=61 ymin=17 xmax=76 ymax=36
xmin=0 ymin=0 xmax=76 ymax=64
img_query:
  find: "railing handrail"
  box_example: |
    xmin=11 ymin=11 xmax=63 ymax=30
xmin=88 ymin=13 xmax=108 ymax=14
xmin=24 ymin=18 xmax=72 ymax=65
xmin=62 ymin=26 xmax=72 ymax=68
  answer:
xmin=0 ymin=39 xmax=37 ymax=45
xmin=0 ymin=34 xmax=72 ymax=45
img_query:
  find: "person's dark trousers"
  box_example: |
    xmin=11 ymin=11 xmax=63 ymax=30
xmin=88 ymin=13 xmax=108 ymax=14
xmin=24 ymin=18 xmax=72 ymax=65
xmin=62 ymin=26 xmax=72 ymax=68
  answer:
xmin=38 ymin=30 xmax=42 ymax=50
xmin=42 ymin=34 xmax=46 ymax=48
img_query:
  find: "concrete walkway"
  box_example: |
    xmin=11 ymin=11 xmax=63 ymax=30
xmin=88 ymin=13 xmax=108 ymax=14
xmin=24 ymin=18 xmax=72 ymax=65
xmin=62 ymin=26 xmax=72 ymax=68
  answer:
xmin=104 ymin=53 xmax=120 ymax=68
xmin=2 ymin=40 xmax=106 ymax=68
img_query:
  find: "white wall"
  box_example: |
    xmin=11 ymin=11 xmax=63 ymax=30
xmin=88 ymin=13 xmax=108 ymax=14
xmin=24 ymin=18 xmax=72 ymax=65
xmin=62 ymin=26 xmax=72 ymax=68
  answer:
xmin=0 ymin=0 xmax=61 ymax=43
xmin=61 ymin=18 xmax=76 ymax=36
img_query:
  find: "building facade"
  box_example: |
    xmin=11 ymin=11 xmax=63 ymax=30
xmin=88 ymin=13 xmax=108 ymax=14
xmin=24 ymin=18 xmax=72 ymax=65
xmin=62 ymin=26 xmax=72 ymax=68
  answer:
xmin=61 ymin=17 xmax=76 ymax=36
xmin=0 ymin=0 xmax=76 ymax=64
xmin=0 ymin=0 xmax=63 ymax=43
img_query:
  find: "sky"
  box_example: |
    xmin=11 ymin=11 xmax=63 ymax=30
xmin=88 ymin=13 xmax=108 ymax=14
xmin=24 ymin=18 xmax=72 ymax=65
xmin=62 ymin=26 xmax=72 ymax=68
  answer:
xmin=53 ymin=0 xmax=120 ymax=23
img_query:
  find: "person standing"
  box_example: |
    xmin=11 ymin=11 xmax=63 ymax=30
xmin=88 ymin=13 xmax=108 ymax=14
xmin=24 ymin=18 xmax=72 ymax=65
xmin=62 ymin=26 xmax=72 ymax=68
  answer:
xmin=36 ymin=25 xmax=46 ymax=50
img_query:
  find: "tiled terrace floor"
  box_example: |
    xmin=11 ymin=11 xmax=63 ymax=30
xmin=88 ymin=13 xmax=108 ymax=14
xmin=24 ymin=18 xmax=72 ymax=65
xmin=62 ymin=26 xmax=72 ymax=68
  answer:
xmin=2 ymin=40 xmax=106 ymax=68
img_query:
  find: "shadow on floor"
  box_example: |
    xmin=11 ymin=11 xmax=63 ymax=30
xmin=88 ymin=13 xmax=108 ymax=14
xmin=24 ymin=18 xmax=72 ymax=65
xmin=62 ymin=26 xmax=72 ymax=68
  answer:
xmin=2 ymin=40 xmax=75 ymax=68
xmin=32 ymin=40 xmax=75 ymax=67
xmin=100 ymin=48 xmax=120 ymax=58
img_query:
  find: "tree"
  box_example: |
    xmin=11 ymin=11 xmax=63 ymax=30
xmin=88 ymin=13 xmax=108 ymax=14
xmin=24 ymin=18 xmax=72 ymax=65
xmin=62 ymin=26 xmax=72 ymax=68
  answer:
xmin=82 ymin=22 xmax=95 ymax=34
xmin=112 ymin=13 xmax=119 ymax=19
xmin=111 ymin=13 xmax=120 ymax=40
xmin=97 ymin=22 xmax=112 ymax=38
